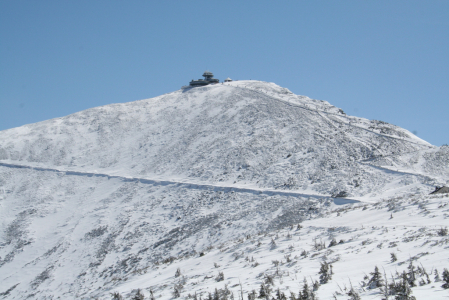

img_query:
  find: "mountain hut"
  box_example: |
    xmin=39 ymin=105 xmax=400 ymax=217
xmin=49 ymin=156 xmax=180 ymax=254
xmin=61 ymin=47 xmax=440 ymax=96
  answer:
xmin=189 ymin=71 xmax=220 ymax=87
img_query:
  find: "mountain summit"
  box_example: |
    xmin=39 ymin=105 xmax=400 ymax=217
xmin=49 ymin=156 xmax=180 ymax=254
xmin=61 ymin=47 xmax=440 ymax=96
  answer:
xmin=0 ymin=80 xmax=448 ymax=299
xmin=0 ymin=81 xmax=445 ymax=198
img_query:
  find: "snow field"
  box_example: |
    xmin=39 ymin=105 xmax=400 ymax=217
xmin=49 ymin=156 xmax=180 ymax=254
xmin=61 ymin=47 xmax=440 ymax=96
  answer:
xmin=1 ymin=80 xmax=448 ymax=299
xmin=109 ymin=193 xmax=449 ymax=300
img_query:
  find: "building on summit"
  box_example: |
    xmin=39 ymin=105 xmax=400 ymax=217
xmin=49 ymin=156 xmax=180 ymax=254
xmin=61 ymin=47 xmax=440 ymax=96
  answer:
xmin=189 ymin=71 xmax=220 ymax=87
xmin=224 ymin=77 xmax=233 ymax=82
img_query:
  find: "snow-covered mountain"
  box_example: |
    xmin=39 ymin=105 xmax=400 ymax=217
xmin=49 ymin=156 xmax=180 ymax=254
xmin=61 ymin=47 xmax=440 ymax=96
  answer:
xmin=0 ymin=80 xmax=448 ymax=299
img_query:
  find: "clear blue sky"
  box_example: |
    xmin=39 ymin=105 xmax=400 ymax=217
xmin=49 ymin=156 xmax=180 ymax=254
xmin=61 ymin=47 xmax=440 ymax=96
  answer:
xmin=1 ymin=1 xmax=448 ymax=145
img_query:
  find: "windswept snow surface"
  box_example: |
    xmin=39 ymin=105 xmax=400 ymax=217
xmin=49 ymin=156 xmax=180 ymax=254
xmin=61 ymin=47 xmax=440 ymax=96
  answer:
xmin=0 ymin=81 xmax=445 ymax=198
xmin=0 ymin=81 xmax=448 ymax=299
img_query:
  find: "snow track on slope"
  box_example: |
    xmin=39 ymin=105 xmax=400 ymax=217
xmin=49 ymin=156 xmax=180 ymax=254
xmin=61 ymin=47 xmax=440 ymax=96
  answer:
xmin=0 ymin=161 xmax=359 ymax=205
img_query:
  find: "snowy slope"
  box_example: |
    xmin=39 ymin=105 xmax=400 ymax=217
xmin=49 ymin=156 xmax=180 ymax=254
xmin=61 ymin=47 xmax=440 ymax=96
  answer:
xmin=107 ymin=193 xmax=449 ymax=300
xmin=0 ymin=81 xmax=448 ymax=299
xmin=0 ymin=81 xmax=445 ymax=199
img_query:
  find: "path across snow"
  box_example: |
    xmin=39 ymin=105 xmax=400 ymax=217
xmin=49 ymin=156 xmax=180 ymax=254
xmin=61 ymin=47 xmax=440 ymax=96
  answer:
xmin=0 ymin=161 xmax=359 ymax=205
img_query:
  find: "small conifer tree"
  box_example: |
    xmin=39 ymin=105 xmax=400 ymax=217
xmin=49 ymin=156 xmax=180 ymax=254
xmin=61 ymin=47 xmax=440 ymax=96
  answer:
xmin=368 ymin=266 xmax=384 ymax=289
xmin=434 ymin=269 xmax=441 ymax=282
xmin=248 ymin=290 xmax=257 ymax=300
xmin=259 ymin=283 xmax=271 ymax=300
xmin=173 ymin=286 xmax=181 ymax=298
xmin=393 ymin=272 xmax=416 ymax=300
xmin=213 ymin=288 xmax=220 ymax=300
xmin=391 ymin=252 xmax=398 ymax=262
xmin=297 ymin=278 xmax=317 ymax=300
xmin=442 ymin=268 xmax=449 ymax=289
xmin=216 ymin=271 xmax=225 ymax=282
xmin=275 ymin=288 xmax=286 ymax=300
xmin=175 ymin=268 xmax=181 ymax=278
xmin=111 ymin=292 xmax=124 ymax=300
xmin=289 ymin=291 xmax=297 ymax=300
xmin=298 ymin=279 xmax=310 ymax=300
xmin=258 ymin=284 xmax=266 ymax=298
xmin=407 ymin=261 xmax=416 ymax=287
xmin=319 ymin=262 xmax=332 ymax=284
xmin=312 ymin=280 xmax=320 ymax=292
xmin=347 ymin=287 xmax=361 ymax=300
xmin=131 ymin=289 xmax=145 ymax=300
xmin=328 ymin=238 xmax=337 ymax=247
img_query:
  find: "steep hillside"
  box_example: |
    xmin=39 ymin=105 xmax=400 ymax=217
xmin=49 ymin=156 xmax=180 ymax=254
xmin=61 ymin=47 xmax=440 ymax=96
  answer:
xmin=0 ymin=81 xmax=448 ymax=299
xmin=0 ymin=81 xmax=444 ymax=199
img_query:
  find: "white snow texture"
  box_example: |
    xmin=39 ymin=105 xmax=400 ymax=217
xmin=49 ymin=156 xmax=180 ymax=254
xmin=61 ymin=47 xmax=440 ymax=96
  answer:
xmin=0 ymin=80 xmax=448 ymax=299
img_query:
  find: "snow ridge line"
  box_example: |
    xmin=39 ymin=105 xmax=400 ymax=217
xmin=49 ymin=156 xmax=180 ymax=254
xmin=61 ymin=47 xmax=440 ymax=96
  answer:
xmin=0 ymin=161 xmax=359 ymax=205
xmin=225 ymin=84 xmax=432 ymax=148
